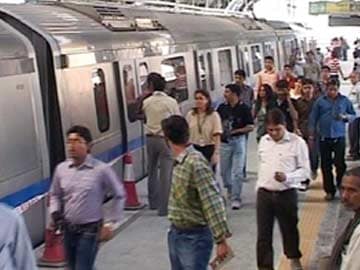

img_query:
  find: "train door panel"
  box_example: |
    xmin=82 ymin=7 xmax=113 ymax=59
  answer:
xmin=134 ymin=59 xmax=150 ymax=177
xmin=196 ymin=50 xmax=218 ymax=104
xmin=264 ymin=41 xmax=279 ymax=70
xmin=239 ymin=45 xmax=254 ymax=87
xmin=213 ymin=47 xmax=237 ymax=93
xmin=61 ymin=63 xmax=123 ymax=174
xmin=119 ymin=60 xmax=145 ymax=180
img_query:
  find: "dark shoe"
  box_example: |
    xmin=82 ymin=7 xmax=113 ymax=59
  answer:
xmin=298 ymin=179 xmax=310 ymax=192
xmin=324 ymin=193 xmax=335 ymax=201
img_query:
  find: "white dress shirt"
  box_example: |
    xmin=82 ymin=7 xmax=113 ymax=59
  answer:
xmin=341 ymin=223 xmax=360 ymax=270
xmin=257 ymin=131 xmax=310 ymax=191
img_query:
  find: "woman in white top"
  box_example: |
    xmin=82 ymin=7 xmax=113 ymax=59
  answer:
xmin=186 ymin=89 xmax=222 ymax=170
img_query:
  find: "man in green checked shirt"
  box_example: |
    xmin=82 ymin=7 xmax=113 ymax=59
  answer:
xmin=161 ymin=115 xmax=232 ymax=270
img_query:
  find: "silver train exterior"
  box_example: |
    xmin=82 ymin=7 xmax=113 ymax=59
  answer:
xmin=0 ymin=2 xmax=309 ymax=245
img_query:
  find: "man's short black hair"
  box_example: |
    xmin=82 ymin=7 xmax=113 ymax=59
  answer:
xmin=161 ymin=115 xmax=189 ymax=145
xmin=327 ymin=79 xmax=339 ymax=88
xmin=66 ymin=125 xmax=92 ymax=143
xmin=264 ymin=55 xmax=274 ymax=62
xmin=275 ymin=79 xmax=289 ymax=90
xmin=225 ymin=83 xmax=241 ymax=97
xmin=234 ymin=69 xmax=246 ymax=78
xmin=302 ymin=78 xmax=314 ymax=86
xmin=147 ymin=72 xmax=166 ymax=91
xmin=265 ymin=108 xmax=286 ymax=126
xmin=284 ymin=64 xmax=292 ymax=69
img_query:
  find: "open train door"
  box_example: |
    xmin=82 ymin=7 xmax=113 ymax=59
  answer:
xmin=118 ymin=60 xmax=146 ymax=180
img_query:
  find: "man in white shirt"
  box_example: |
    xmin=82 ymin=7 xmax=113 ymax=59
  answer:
xmin=256 ymin=108 xmax=310 ymax=270
xmin=142 ymin=72 xmax=181 ymax=216
xmin=328 ymin=167 xmax=360 ymax=270
xmin=347 ymin=72 xmax=360 ymax=160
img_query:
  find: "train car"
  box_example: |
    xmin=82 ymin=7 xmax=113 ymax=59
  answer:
xmin=0 ymin=0 xmax=307 ymax=245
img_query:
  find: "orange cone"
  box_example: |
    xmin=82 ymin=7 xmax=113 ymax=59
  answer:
xmin=38 ymin=196 xmax=66 ymax=267
xmin=123 ymin=153 xmax=145 ymax=210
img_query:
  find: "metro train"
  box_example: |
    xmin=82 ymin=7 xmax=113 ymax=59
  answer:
xmin=0 ymin=0 xmax=309 ymax=245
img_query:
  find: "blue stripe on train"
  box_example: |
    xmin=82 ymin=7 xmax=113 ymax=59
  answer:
xmin=0 ymin=136 xmax=145 ymax=208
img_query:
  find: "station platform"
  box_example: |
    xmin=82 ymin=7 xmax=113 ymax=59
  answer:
xmin=38 ymin=61 xmax=358 ymax=270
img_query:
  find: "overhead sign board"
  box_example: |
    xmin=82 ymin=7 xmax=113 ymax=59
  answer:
xmin=309 ymin=0 xmax=360 ymax=15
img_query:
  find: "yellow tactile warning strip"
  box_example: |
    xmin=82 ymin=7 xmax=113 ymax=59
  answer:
xmin=277 ymin=179 xmax=328 ymax=270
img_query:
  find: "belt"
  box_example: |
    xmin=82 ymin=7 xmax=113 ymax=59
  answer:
xmin=64 ymin=220 xmax=102 ymax=233
xmin=259 ymin=187 xmax=295 ymax=194
xmin=170 ymin=224 xmax=208 ymax=233
xmin=146 ymin=133 xmax=164 ymax=138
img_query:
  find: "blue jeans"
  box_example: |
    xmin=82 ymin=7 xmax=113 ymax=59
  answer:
xmin=168 ymin=226 xmax=213 ymax=270
xmin=64 ymin=226 xmax=99 ymax=270
xmin=220 ymin=135 xmax=246 ymax=201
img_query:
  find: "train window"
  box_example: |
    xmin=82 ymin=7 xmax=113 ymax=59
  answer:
xmin=207 ymin=52 xmax=215 ymax=91
xmin=251 ymin=45 xmax=262 ymax=74
xmin=198 ymin=54 xmax=207 ymax=90
xmin=92 ymin=68 xmax=110 ymax=132
xmin=218 ymin=49 xmax=233 ymax=87
xmin=264 ymin=42 xmax=275 ymax=58
xmin=139 ymin=62 xmax=149 ymax=94
xmin=161 ymin=56 xmax=188 ymax=103
xmin=123 ymin=65 xmax=138 ymax=122
xmin=243 ymin=47 xmax=250 ymax=76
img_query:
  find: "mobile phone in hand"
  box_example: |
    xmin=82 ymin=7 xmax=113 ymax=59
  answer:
xmin=209 ymin=250 xmax=235 ymax=270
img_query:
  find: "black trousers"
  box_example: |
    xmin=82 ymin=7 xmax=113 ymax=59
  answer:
xmin=348 ymin=118 xmax=360 ymax=157
xmin=193 ymin=144 xmax=216 ymax=171
xmin=256 ymin=188 xmax=301 ymax=270
xmin=319 ymin=137 xmax=346 ymax=195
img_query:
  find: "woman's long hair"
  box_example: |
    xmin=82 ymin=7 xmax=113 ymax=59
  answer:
xmin=254 ymin=84 xmax=275 ymax=115
xmin=192 ymin=89 xmax=214 ymax=115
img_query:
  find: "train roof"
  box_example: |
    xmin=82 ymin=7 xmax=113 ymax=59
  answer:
xmin=0 ymin=2 xmax=285 ymax=59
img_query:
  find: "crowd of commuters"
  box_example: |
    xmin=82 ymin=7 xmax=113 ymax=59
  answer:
xmin=3 ymin=37 xmax=360 ymax=270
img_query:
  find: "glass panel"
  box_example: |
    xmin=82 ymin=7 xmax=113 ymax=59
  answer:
xmin=92 ymin=68 xmax=110 ymax=132
xmin=218 ymin=49 xmax=233 ymax=87
xmin=198 ymin=54 xmax=207 ymax=90
xmin=243 ymin=47 xmax=250 ymax=75
xmin=207 ymin=52 xmax=215 ymax=91
xmin=264 ymin=42 xmax=275 ymax=58
xmin=139 ymin=62 xmax=149 ymax=94
xmin=251 ymin=45 xmax=262 ymax=74
xmin=161 ymin=56 xmax=188 ymax=103
xmin=123 ymin=64 xmax=138 ymax=122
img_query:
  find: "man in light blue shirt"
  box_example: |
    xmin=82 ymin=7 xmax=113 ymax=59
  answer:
xmin=309 ymin=79 xmax=356 ymax=201
xmin=49 ymin=125 xmax=125 ymax=270
xmin=0 ymin=204 xmax=37 ymax=269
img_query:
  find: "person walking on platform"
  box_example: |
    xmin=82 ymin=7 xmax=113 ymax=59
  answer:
xmin=162 ymin=115 xmax=232 ymax=270
xmin=319 ymin=65 xmax=331 ymax=94
xmin=49 ymin=125 xmax=126 ymax=270
xmin=328 ymin=167 xmax=360 ymax=270
xmin=235 ymin=69 xmax=254 ymax=108
xmin=256 ymin=56 xmax=278 ymax=92
xmin=303 ymin=51 xmax=321 ymax=83
xmin=347 ymin=72 xmax=360 ymax=161
xmin=234 ymin=69 xmax=254 ymax=180
xmin=256 ymin=109 xmax=310 ymax=270
xmin=253 ymin=84 xmax=276 ymax=142
xmin=141 ymin=72 xmax=181 ymax=216
xmin=325 ymin=51 xmax=345 ymax=86
xmin=217 ymin=84 xmax=254 ymax=209
xmin=309 ymin=79 xmax=356 ymax=201
xmin=186 ymin=89 xmax=222 ymax=170
xmin=274 ymin=80 xmax=299 ymax=133
xmin=0 ymin=204 xmax=37 ymax=270
xmin=295 ymin=79 xmax=319 ymax=190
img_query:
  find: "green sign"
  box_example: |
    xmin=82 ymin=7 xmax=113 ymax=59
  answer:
xmin=308 ymin=0 xmax=360 ymax=15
